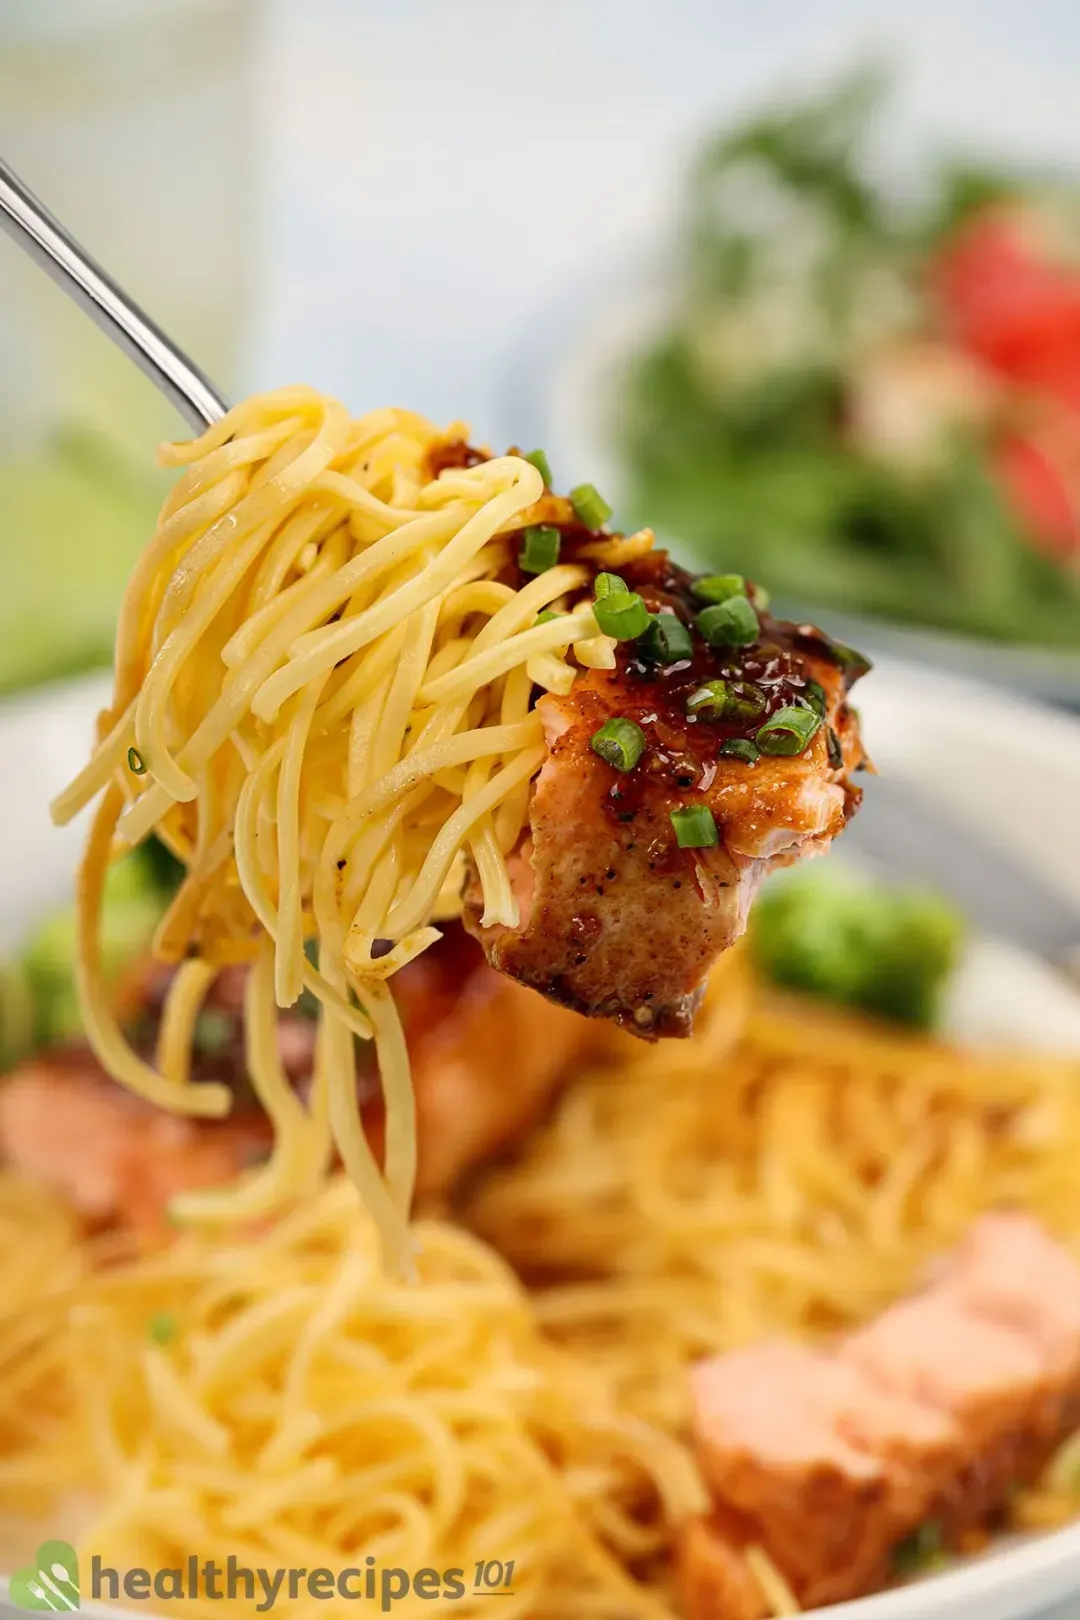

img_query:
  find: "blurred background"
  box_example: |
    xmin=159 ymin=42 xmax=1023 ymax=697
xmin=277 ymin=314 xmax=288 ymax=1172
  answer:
xmin=4 ymin=0 xmax=1080 ymax=699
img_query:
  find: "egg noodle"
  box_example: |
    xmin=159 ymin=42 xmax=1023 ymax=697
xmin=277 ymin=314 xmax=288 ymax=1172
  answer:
xmin=3 ymin=958 xmax=1080 ymax=1616
xmin=50 ymin=387 xmax=637 ymax=1273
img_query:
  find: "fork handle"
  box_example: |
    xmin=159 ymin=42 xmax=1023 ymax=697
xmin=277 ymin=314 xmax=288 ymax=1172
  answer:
xmin=0 ymin=155 xmax=229 ymax=433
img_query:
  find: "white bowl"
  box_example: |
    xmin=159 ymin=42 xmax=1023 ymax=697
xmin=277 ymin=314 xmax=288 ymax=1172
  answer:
xmin=0 ymin=667 xmax=1079 ymax=1620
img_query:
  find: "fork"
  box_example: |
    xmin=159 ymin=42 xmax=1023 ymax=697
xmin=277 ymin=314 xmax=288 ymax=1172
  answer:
xmin=0 ymin=155 xmax=228 ymax=433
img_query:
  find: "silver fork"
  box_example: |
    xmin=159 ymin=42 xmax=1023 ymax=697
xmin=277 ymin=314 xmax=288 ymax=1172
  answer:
xmin=0 ymin=155 xmax=228 ymax=433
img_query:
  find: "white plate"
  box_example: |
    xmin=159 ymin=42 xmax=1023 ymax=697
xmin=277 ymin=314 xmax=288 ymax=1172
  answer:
xmin=0 ymin=666 xmax=1079 ymax=1620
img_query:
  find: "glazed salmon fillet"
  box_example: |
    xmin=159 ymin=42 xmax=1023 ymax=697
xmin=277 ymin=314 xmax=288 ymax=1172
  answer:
xmin=682 ymin=1215 xmax=1080 ymax=1618
xmin=0 ymin=927 xmax=591 ymax=1241
xmin=467 ymin=550 xmax=869 ymax=1036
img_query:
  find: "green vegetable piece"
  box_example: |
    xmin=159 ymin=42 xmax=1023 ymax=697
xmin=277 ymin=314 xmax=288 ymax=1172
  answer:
xmin=686 ymin=680 xmax=730 ymax=718
xmin=127 ymin=746 xmax=147 ymax=775
xmin=21 ymin=852 xmax=168 ymax=1048
xmin=518 ymin=525 xmax=561 ymax=574
xmin=594 ymin=572 xmax=629 ymax=600
xmin=641 ymin=612 xmax=693 ymax=664
xmin=594 ymin=591 xmax=651 ymax=641
xmin=522 ymin=449 xmax=552 ymax=485
xmin=692 ymin=573 xmax=745 ymax=605
xmin=695 ymin=595 xmax=759 ymax=647
xmin=0 ymin=957 xmax=36 ymax=1070
xmin=194 ymin=1008 xmax=233 ymax=1055
xmin=535 ymin=609 xmax=564 ymax=626
xmin=687 ymin=679 xmax=766 ymax=722
xmin=802 ymin=679 xmax=827 ymax=716
xmin=750 ymin=871 xmax=965 ymax=1028
xmin=670 ymin=805 xmax=719 ymax=848
xmin=147 ymin=1311 xmax=178 ymax=1347
xmin=756 ymin=704 xmax=822 ymax=755
xmin=893 ymin=1521 xmax=944 ymax=1577
xmin=826 ymin=726 xmax=844 ymax=769
xmin=569 ymin=483 xmax=612 ymax=529
xmin=590 ymin=717 xmax=646 ymax=773
xmin=719 ymin=738 xmax=761 ymax=764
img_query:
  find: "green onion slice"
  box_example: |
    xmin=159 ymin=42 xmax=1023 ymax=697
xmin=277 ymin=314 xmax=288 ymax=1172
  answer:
xmin=590 ymin=717 xmax=646 ymax=773
xmin=691 ymin=573 xmax=745 ymax=605
xmin=594 ymin=571 xmax=628 ymax=600
xmin=148 ymin=1311 xmax=177 ymax=1346
xmin=695 ymin=595 xmax=759 ymax=648
xmin=755 ymin=704 xmax=822 ymax=756
xmin=826 ymin=727 xmax=844 ymax=770
xmin=535 ymin=609 xmax=564 ymax=626
xmin=801 ymin=679 xmax=827 ymax=716
xmin=719 ymin=738 xmax=760 ymax=764
xmin=523 ymin=448 xmax=552 ymax=485
xmin=194 ymin=1008 xmax=233 ymax=1054
xmin=518 ymin=524 xmax=561 ymax=574
xmin=892 ymin=1522 xmax=943 ymax=1577
xmin=594 ymin=591 xmax=651 ymax=641
xmin=670 ymin=804 xmax=719 ymax=849
xmin=641 ymin=612 xmax=693 ymax=664
xmin=570 ymin=482 xmax=613 ymax=529
xmin=127 ymin=746 xmax=147 ymax=775
xmin=686 ymin=680 xmax=729 ymax=718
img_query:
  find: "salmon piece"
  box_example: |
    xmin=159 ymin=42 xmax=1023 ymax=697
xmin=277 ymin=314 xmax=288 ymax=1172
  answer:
xmin=842 ymin=1291 xmax=1048 ymax=1531
xmin=809 ymin=1351 xmax=962 ymax=1521
xmin=945 ymin=1212 xmax=1080 ymax=1376
xmin=361 ymin=925 xmax=598 ymax=1198
xmin=686 ymin=1216 xmax=1080 ymax=1612
xmin=0 ymin=926 xmax=593 ymax=1238
xmin=0 ymin=1053 xmax=270 ymax=1243
xmin=677 ymin=1517 xmax=769 ymax=1620
xmin=689 ymin=1340 xmax=894 ymax=1606
xmin=466 ymin=553 xmax=868 ymax=1038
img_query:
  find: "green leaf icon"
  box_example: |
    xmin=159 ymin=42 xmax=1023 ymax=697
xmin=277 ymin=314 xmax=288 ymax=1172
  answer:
xmin=9 ymin=1541 xmax=79 ymax=1610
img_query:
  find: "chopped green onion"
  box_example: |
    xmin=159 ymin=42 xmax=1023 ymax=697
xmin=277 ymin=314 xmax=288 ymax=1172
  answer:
xmin=570 ymin=482 xmax=612 ymax=529
xmin=523 ymin=448 xmax=552 ymax=485
xmin=719 ymin=738 xmax=761 ymax=764
xmin=519 ymin=524 xmax=561 ymax=574
xmin=686 ymin=680 xmax=729 ymax=718
xmin=756 ymin=705 xmax=822 ymax=756
xmin=535 ymin=609 xmax=564 ymax=626
xmin=148 ymin=1311 xmax=177 ymax=1346
xmin=802 ymin=679 xmax=827 ymax=716
xmin=670 ymin=804 xmax=719 ymax=849
xmin=194 ymin=1008 xmax=233 ymax=1054
xmin=812 ymin=632 xmax=873 ymax=683
xmin=686 ymin=679 xmax=766 ymax=722
xmin=594 ymin=571 xmax=629 ymax=600
xmin=826 ymin=727 xmax=844 ymax=770
xmin=726 ymin=680 xmax=767 ymax=721
xmin=692 ymin=573 xmax=745 ymax=605
xmin=641 ymin=612 xmax=693 ymax=664
xmin=695 ymin=595 xmax=759 ymax=648
xmin=127 ymin=746 xmax=147 ymax=776
xmin=590 ymin=717 xmax=646 ymax=773
xmin=892 ymin=1521 xmax=943 ymax=1577
xmin=593 ymin=591 xmax=651 ymax=641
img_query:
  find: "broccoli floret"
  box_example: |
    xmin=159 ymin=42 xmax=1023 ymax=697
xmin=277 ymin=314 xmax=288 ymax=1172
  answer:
xmin=20 ymin=852 xmax=169 ymax=1048
xmin=0 ymin=956 xmax=36 ymax=1070
xmin=750 ymin=870 xmax=964 ymax=1028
